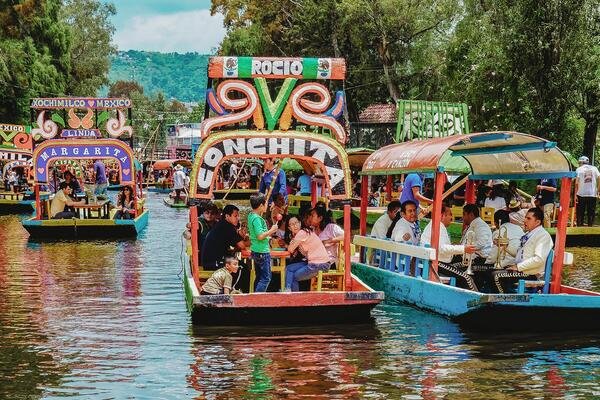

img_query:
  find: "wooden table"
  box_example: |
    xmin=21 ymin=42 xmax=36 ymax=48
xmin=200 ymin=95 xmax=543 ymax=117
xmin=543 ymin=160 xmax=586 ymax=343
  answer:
xmin=72 ymin=199 xmax=111 ymax=219
xmin=241 ymin=249 xmax=291 ymax=293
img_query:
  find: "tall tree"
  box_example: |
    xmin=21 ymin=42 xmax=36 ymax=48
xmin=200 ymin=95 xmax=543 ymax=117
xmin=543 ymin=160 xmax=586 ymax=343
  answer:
xmin=61 ymin=0 xmax=116 ymax=96
xmin=0 ymin=0 xmax=71 ymax=123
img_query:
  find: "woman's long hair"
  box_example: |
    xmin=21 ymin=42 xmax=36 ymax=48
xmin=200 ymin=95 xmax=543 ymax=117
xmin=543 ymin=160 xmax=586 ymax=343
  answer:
xmin=312 ymin=203 xmax=333 ymax=231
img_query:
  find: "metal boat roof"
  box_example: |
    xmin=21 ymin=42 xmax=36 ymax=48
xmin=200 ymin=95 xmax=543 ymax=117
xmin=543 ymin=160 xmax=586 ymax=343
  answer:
xmin=361 ymin=131 xmax=575 ymax=180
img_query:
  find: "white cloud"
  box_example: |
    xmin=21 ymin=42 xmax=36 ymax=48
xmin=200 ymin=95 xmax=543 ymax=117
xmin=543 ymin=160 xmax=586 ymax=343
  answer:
xmin=114 ymin=9 xmax=226 ymax=53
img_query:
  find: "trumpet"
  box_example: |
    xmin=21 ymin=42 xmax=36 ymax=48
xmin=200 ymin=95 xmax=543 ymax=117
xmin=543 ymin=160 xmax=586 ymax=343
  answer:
xmin=463 ymin=230 xmax=475 ymax=275
xmin=495 ymin=225 xmax=509 ymax=269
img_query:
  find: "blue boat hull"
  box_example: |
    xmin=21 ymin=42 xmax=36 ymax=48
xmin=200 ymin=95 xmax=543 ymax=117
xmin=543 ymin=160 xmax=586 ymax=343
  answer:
xmin=352 ymin=262 xmax=600 ymax=332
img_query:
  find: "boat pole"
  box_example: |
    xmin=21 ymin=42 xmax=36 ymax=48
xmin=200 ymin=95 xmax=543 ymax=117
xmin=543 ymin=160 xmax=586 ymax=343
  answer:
xmin=34 ymin=184 xmax=40 ymax=220
xmin=465 ymin=179 xmax=476 ymax=204
xmin=386 ymin=175 xmax=393 ymax=202
xmin=311 ymin=179 xmax=318 ymax=207
xmin=359 ymin=175 xmax=369 ymax=263
xmin=344 ymin=204 xmax=353 ymax=290
xmin=550 ymin=176 xmax=571 ymax=294
xmin=189 ymin=206 xmax=201 ymax=289
xmin=429 ymin=171 xmax=446 ymax=281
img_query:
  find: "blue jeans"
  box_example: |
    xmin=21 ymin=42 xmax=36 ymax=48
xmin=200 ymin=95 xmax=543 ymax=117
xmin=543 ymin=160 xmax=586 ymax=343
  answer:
xmin=285 ymin=261 xmax=330 ymax=291
xmin=253 ymin=251 xmax=271 ymax=292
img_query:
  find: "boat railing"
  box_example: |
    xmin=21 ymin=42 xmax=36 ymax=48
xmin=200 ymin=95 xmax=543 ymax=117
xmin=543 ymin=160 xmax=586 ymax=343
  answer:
xmin=353 ymin=235 xmax=436 ymax=280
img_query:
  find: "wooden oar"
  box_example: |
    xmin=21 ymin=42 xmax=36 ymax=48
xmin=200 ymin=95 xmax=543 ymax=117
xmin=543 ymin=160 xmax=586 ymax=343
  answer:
xmin=223 ymin=158 xmax=248 ymax=201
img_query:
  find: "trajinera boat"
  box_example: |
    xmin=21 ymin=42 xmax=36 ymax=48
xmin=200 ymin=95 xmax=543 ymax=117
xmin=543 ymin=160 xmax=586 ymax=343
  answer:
xmin=352 ymin=130 xmax=600 ymax=332
xmin=22 ymin=97 xmax=148 ymax=239
xmin=0 ymin=123 xmax=35 ymax=213
xmin=184 ymin=56 xmax=384 ymax=325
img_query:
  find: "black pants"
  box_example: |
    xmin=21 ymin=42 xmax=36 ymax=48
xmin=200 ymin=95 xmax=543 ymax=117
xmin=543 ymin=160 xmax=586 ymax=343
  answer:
xmin=492 ymin=270 xmax=538 ymax=293
xmin=576 ymin=196 xmax=597 ymax=226
xmin=438 ymin=262 xmax=479 ymax=291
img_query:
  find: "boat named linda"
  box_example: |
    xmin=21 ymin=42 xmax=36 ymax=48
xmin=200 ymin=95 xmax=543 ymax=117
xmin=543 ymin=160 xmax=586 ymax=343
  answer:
xmin=22 ymin=97 xmax=148 ymax=239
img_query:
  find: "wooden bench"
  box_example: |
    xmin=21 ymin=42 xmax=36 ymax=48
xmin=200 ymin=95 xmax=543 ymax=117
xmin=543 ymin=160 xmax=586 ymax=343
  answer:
xmin=311 ymin=243 xmax=345 ymax=291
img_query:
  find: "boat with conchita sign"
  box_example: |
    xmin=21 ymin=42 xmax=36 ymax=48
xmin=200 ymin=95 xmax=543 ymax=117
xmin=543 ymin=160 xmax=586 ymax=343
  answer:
xmin=0 ymin=123 xmax=35 ymax=213
xmin=21 ymin=98 xmax=148 ymax=239
xmin=184 ymin=56 xmax=383 ymax=325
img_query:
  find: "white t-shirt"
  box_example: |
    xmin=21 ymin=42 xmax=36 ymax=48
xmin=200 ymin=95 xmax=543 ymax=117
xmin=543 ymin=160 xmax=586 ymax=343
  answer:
xmin=370 ymin=213 xmax=393 ymax=239
xmin=173 ymin=170 xmax=186 ymax=189
xmin=576 ymin=164 xmax=600 ymax=197
xmin=391 ymin=217 xmax=420 ymax=245
xmin=484 ymin=196 xmax=507 ymax=212
xmin=229 ymin=163 xmax=238 ymax=179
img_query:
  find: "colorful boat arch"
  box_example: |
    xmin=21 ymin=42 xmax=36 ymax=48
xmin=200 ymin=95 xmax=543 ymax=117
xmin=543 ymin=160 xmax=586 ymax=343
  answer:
xmin=32 ymin=139 xmax=135 ymax=184
xmin=361 ymin=131 xmax=574 ymax=179
xmin=189 ymin=131 xmax=352 ymax=199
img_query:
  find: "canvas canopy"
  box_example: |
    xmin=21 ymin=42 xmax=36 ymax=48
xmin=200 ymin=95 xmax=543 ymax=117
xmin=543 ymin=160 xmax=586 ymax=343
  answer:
xmin=361 ymin=132 xmax=574 ymax=180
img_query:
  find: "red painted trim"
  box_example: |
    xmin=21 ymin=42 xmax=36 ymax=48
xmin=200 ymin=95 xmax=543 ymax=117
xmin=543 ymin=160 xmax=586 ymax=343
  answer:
xmin=560 ymin=285 xmax=600 ymax=296
xmin=344 ymin=204 xmax=353 ymax=290
xmin=226 ymin=291 xmax=379 ymax=308
xmin=386 ymin=175 xmax=393 ymax=202
xmin=360 ymin=175 xmax=368 ymax=237
xmin=190 ymin=206 xmax=201 ymax=289
xmin=311 ymin=180 xmax=317 ymax=207
xmin=34 ymin=184 xmax=41 ymax=220
xmin=430 ymin=172 xmax=446 ymax=281
xmin=551 ymin=177 xmax=571 ymax=293
xmin=465 ymin=179 xmax=476 ymax=204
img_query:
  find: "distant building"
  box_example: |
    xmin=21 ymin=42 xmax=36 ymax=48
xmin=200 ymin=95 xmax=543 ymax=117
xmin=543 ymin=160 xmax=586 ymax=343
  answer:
xmin=166 ymin=123 xmax=201 ymax=160
xmin=349 ymin=103 xmax=397 ymax=149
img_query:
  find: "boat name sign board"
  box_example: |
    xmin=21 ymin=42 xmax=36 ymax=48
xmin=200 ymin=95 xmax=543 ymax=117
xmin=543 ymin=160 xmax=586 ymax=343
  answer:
xmin=60 ymin=129 xmax=101 ymax=138
xmin=0 ymin=150 xmax=31 ymax=161
xmin=30 ymin=98 xmax=132 ymax=109
xmin=33 ymin=141 xmax=134 ymax=183
xmin=195 ymin=133 xmax=347 ymax=197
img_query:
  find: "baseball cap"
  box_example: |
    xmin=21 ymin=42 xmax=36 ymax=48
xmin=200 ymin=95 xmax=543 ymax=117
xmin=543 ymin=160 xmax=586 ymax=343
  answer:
xmin=578 ymin=156 xmax=589 ymax=164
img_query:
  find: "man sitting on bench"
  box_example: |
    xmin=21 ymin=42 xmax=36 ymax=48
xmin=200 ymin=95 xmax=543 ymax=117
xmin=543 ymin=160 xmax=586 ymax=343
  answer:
xmin=492 ymin=207 xmax=553 ymax=293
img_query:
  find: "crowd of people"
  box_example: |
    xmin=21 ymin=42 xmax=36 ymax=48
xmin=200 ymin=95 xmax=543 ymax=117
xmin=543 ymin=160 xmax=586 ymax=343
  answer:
xmin=2 ymin=166 xmax=28 ymax=193
xmin=368 ymin=172 xmax=562 ymax=294
xmin=192 ymin=193 xmax=345 ymax=295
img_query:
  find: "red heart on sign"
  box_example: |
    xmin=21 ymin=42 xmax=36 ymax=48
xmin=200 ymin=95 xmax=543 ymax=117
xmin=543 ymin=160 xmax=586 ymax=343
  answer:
xmin=37 ymin=167 xmax=45 ymax=174
xmin=122 ymin=169 xmax=130 ymax=175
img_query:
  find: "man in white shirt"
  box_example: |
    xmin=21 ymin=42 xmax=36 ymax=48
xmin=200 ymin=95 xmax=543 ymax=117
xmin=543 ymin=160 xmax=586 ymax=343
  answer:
xmin=172 ymin=164 xmax=187 ymax=203
xmin=460 ymin=204 xmax=493 ymax=264
xmin=575 ymin=155 xmax=600 ymax=227
xmin=485 ymin=210 xmax=525 ymax=268
xmin=420 ymin=204 xmax=478 ymax=290
xmin=492 ymin=207 xmax=554 ymax=293
xmin=370 ymin=200 xmax=401 ymax=239
xmin=391 ymin=200 xmax=420 ymax=245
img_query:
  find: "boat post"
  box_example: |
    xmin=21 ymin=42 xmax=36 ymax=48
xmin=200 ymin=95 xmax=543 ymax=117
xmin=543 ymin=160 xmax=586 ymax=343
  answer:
xmin=311 ymin=179 xmax=318 ymax=207
xmin=385 ymin=175 xmax=393 ymax=202
xmin=550 ymin=176 xmax=572 ymax=293
xmin=34 ymin=184 xmax=41 ymax=220
xmin=360 ymin=175 xmax=368 ymax=237
xmin=465 ymin=179 xmax=476 ymax=204
xmin=358 ymin=175 xmax=369 ymax=263
xmin=429 ymin=170 xmax=446 ymax=281
xmin=189 ymin=206 xmax=201 ymax=289
xmin=344 ymin=204 xmax=353 ymax=290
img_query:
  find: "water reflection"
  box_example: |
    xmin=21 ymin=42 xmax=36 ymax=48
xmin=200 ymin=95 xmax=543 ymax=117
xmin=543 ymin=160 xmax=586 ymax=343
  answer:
xmin=1 ymin=199 xmax=599 ymax=399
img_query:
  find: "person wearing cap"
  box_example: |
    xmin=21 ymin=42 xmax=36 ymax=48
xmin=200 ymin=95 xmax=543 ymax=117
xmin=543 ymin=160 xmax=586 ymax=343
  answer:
xmin=575 ymin=155 xmax=600 ymax=227
xmin=508 ymin=199 xmax=527 ymax=228
xmin=172 ymin=164 xmax=187 ymax=204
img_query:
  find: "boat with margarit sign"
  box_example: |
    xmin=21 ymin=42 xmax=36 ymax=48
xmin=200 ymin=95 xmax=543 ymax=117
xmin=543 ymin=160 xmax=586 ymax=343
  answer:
xmin=21 ymin=97 xmax=148 ymax=239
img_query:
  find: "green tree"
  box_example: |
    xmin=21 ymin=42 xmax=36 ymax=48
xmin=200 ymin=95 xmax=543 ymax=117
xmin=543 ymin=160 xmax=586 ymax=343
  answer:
xmin=0 ymin=0 xmax=71 ymax=123
xmin=108 ymin=80 xmax=144 ymax=98
xmin=61 ymin=0 xmax=116 ymax=96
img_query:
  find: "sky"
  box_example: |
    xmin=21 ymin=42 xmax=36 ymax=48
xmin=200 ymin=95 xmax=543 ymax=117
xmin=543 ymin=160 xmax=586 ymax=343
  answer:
xmin=103 ymin=0 xmax=226 ymax=53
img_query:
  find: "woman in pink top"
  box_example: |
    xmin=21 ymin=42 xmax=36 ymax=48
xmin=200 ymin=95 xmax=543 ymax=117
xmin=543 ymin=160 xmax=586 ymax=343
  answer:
xmin=284 ymin=216 xmax=331 ymax=291
xmin=310 ymin=203 xmax=344 ymax=265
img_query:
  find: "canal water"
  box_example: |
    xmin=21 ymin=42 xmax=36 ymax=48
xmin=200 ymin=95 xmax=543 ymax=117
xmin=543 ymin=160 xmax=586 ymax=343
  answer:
xmin=1 ymin=195 xmax=599 ymax=399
